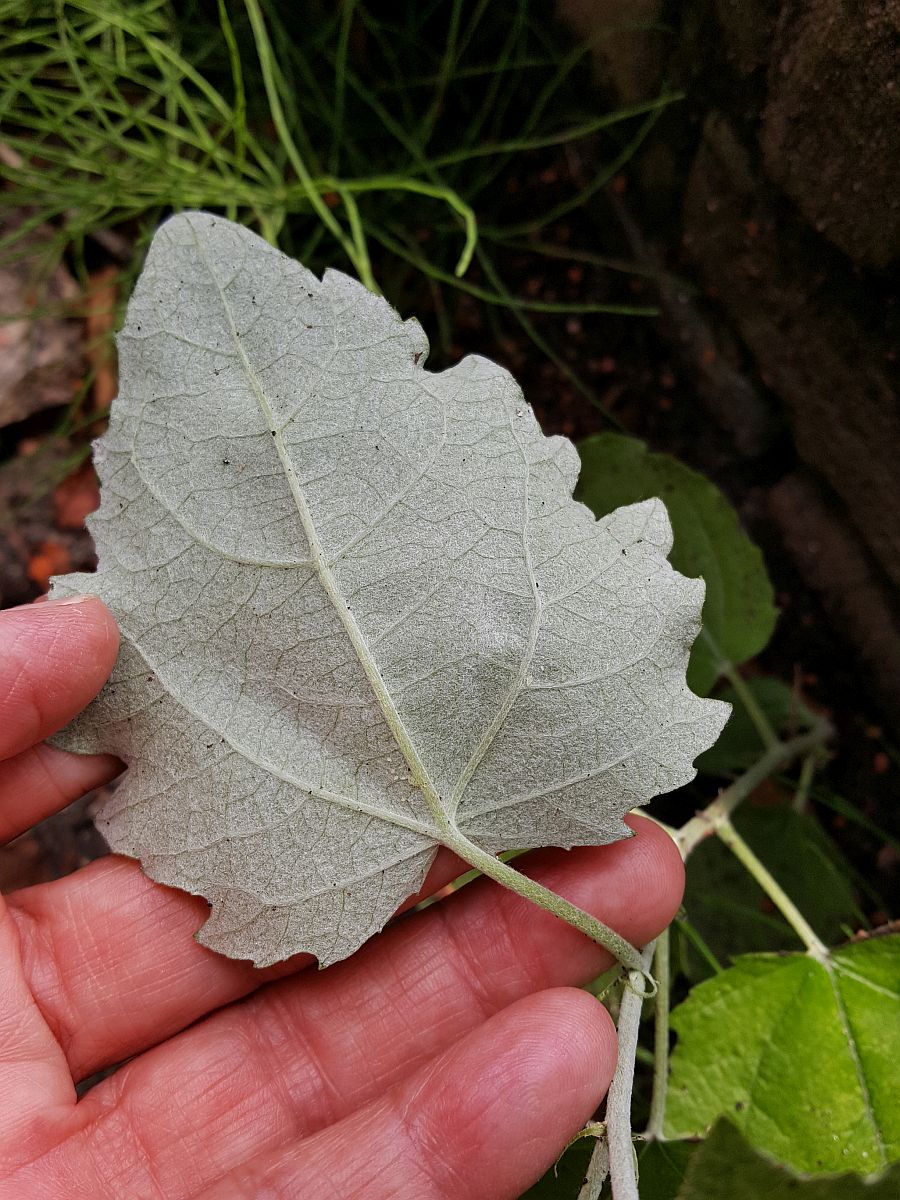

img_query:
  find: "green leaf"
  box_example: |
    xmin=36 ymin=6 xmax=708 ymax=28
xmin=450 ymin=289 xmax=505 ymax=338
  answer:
xmin=677 ymin=1120 xmax=900 ymax=1198
xmin=696 ymin=678 xmax=815 ymax=775
xmin=666 ymin=936 xmax=900 ymax=1176
xmin=680 ymin=806 xmax=861 ymax=979
xmin=575 ymin=433 xmax=777 ymax=694
xmin=638 ymin=1139 xmax=700 ymax=1199
xmin=51 ymin=213 xmax=727 ymax=967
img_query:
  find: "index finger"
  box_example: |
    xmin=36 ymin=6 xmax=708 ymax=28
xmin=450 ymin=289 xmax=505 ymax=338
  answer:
xmin=0 ymin=596 xmax=121 ymax=841
xmin=0 ymin=595 xmax=119 ymax=761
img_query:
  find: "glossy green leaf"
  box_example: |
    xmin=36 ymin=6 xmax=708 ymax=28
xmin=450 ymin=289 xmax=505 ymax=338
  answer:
xmin=678 ymin=1120 xmax=900 ymax=1198
xmin=666 ymin=936 xmax=900 ymax=1175
xmin=575 ymin=433 xmax=777 ymax=694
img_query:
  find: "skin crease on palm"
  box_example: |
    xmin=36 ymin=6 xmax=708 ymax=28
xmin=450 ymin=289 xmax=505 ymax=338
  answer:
xmin=0 ymin=595 xmax=684 ymax=1200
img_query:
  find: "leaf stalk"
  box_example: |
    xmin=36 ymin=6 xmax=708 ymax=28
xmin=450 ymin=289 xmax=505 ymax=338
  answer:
xmin=439 ymin=824 xmax=651 ymax=982
xmin=675 ymin=723 xmax=832 ymax=960
xmin=714 ymin=815 xmax=830 ymax=961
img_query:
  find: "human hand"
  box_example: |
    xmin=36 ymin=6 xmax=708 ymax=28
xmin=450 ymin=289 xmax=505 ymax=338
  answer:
xmin=0 ymin=596 xmax=683 ymax=1199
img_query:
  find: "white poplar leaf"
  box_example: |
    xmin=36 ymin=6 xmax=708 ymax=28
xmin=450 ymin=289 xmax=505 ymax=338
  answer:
xmin=53 ymin=212 xmax=728 ymax=967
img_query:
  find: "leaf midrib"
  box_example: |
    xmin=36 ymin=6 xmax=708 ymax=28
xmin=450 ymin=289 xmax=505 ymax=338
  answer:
xmin=190 ymin=220 xmax=455 ymax=839
xmin=826 ymin=958 xmax=889 ymax=1169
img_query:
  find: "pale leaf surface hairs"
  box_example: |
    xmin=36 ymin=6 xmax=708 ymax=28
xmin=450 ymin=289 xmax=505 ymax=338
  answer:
xmin=53 ymin=213 xmax=728 ymax=967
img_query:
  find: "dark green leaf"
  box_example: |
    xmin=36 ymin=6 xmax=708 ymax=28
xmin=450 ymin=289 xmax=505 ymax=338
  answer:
xmin=520 ymin=1135 xmax=594 ymax=1198
xmin=696 ymin=678 xmax=815 ymax=776
xmin=575 ymin=433 xmax=777 ymax=693
xmin=638 ymin=1139 xmax=700 ymax=1199
xmin=677 ymin=1120 xmax=900 ymax=1198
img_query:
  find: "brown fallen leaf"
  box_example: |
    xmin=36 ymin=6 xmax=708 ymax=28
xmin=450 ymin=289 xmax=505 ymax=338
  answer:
xmin=53 ymin=460 xmax=100 ymax=528
xmin=27 ymin=539 xmax=72 ymax=591
xmin=83 ymin=266 xmax=120 ymax=414
xmin=0 ymin=215 xmax=83 ymax=428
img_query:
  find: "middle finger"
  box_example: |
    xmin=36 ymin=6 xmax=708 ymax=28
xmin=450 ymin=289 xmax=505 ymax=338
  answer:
xmin=52 ymin=822 xmax=681 ymax=1197
xmin=8 ymin=848 xmax=464 ymax=1080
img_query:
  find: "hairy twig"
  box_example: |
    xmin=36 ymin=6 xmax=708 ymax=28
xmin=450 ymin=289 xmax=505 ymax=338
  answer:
xmin=579 ymin=941 xmax=657 ymax=1200
xmin=644 ymin=928 xmax=671 ymax=1140
xmin=676 ymin=723 xmax=830 ymax=858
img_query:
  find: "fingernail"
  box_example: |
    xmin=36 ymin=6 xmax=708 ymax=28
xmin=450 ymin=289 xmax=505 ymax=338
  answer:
xmin=44 ymin=592 xmax=99 ymax=607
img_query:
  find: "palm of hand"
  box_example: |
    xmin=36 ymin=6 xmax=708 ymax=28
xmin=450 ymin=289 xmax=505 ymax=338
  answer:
xmin=0 ymin=597 xmax=681 ymax=1199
